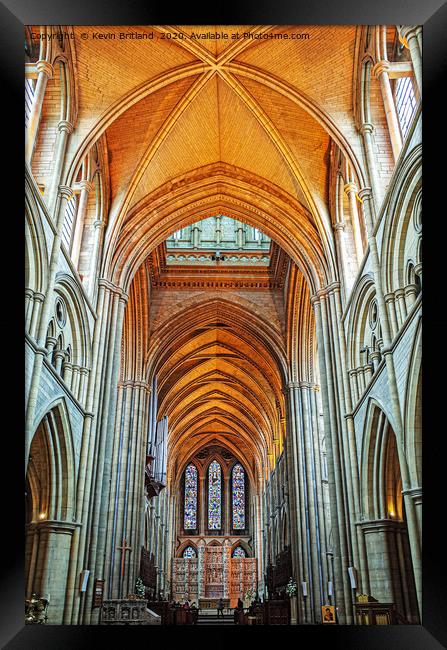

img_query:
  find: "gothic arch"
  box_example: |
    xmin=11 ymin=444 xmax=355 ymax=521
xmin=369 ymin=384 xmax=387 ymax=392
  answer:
xmin=381 ymin=144 xmax=422 ymax=295
xmin=54 ymin=274 xmax=92 ymax=368
xmin=107 ymin=165 xmax=330 ymax=294
xmin=346 ymin=274 xmax=378 ymax=371
xmin=25 ymin=186 xmax=49 ymax=296
xmin=360 ymin=399 xmax=401 ymax=518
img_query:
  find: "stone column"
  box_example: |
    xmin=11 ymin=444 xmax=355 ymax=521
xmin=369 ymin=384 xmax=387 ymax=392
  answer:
xmin=71 ymin=180 xmax=95 ymax=268
xmin=29 ymin=520 xmax=80 ymax=624
xmin=384 ymin=293 xmax=398 ymax=340
xmin=64 ymin=284 xmax=110 ymax=623
xmin=45 ymin=121 xmax=75 ymax=216
xmin=399 ymin=26 xmax=422 ymax=96
xmin=76 ymin=284 xmax=127 ymax=623
xmin=29 ymin=293 xmax=45 ymax=340
xmin=373 ymin=61 xmax=403 ymax=161
xmin=25 ymin=289 xmax=34 ymax=332
xmin=359 ymin=122 xmax=382 ymax=212
xmin=25 ymin=60 xmax=54 ymax=163
xmin=87 ymin=220 xmax=105 ymax=297
xmin=334 ymin=222 xmax=353 ymax=296
xmin=312 ymin=293 xmax=352 ymax=623
xmin=344 ymin=182 xmax=365 ymax=264
xmin=284 ymin=383 xmax=306 ymax=622
xmin=62 ymin=360 xmax=73 ymax=390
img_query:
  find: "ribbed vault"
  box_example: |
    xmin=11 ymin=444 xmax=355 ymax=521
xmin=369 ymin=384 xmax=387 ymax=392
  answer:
xmin=145 ymin=296 xmax=287 ymax=487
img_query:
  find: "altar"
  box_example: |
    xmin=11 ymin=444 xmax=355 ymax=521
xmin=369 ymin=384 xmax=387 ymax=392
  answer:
xmin=171 ymin=539 xmax=257 ymax=607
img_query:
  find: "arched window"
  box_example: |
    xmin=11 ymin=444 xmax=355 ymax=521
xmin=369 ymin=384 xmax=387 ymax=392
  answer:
xmin=232 ymin=546 xmax=246 ymax=558
xmin=232 ymin=463 xmax=246 ymax=529
xmin=184 ymin=464 xmax=198 ymax=530
xmin=183 ymin=546 xmax=197 ymax=558
xmin=208 ymin=460 xmax=222 ymax=530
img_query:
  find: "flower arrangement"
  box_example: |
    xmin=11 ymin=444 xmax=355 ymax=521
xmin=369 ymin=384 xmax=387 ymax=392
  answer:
xmin=285 ymin=578 xmax=297 ymax=597
xmin=244 ymin=587 xmax=256 ymax=602
xmin=135 ymin=577 xmax=146 ymax=599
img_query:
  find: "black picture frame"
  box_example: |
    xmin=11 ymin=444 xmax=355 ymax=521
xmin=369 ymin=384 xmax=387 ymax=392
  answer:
xmin=6 ymin=0 xmax=446 ymax=647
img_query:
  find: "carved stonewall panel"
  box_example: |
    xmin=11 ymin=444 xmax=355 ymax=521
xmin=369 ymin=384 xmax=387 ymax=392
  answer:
xmin=171 ymin=557 xmax=198 ymax=603
xmin=230 ymin=557 xmax=257 ymax=607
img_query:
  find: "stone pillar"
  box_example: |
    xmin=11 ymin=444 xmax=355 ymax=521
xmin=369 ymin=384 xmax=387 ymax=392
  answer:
xmin=359 ymin=122 xmax=382 ymax=211
xmin=87 ymin=220 xmax=105 ymax=297
xmin=25 ymin=289 xmax=34 ymax=332
xmin=71 ymin=180 xmax=95 ymax=268
xmin=54 ymin=349 xmax=65 ymax=374
xmin=80 ymin=284 xmax=128 ymax=623
xmin=399 ymin=26 xmax=422 ymax=96
xmin=373 ymin=61 xmax=403 ymax=161
xmin=29 ymin=520 xmax=79 ymax=624
xmin=64 ymin=284 xmax=110 ymax=623
xmin=394 ymin=288 xmax=407 ymax=326
xmin=359 ymin=519 xmax=419 ymax=623
xmin=312 ymin=293 xmax=352 ymax=623
xmin=284 ymin=383 xmax=306 ymax=623
xmin=384 ymin=293 xmax=398 ymax=340
xmin=62 ymin=360 xmax=73 ymax=390
xmin=29 ymin=293 xmax=45 ymax=340
xmin=25 ymin=60 xmax=54 ymax=163
xmin=344 ymin=182 xmax=365 ymax=264
xmin=334 ymin=221 xmax=353 ymax=296
xmin=46 ymin=121 xmax=74 ymax=216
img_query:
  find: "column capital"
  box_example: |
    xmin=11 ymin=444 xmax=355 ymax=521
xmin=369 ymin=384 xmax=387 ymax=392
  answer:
xmin=333 ymin=222 xmax=345 ymax=232
xmin=398 ymin=25 xmax=420 ymax=47
xmin=344 ymin=182 xmax=358 ymax=196
xmin=359 ymin=122 xmax=374 ymax=136
xmin=372 ymin=60 xmax=391 ymax=79
xmin=33 ymin=292 xmax=45 ymax=303
xmin=58 ymin=120 xmax=74 ymax=134
xmin=78 ymin=179 xmax=95 ymax=193
xmin=357 ymin=187 xmax=373 ymax=202
xmin=93 ymin=219 xmax=105 ymax=230
xmin=58 ymin=185 xmax=74 ymax=200
xmin=36 ymin=59 xmax=54 ymax=78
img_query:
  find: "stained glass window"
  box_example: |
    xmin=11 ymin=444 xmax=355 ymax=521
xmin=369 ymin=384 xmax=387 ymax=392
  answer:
xmin=183 ymin=546 xmax=197 ymax=558
xmin=232 ymin=546 xmax=246 ymax=558
xmin=232 ymin=463 xmax=245 ymax=529
xmin=208 ymin=460 xmax=222 ymax=529
xmin=184 ymin=464 xmax=198 ymax=530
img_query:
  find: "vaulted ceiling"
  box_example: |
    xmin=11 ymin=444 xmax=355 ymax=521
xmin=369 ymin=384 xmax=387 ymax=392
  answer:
xmin=66 ymin=24 xmax=364 ymax=290
xmin=91 ymin=26 xmax=361 ymax=486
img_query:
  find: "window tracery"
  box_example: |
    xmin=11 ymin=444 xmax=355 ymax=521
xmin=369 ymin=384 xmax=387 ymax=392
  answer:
xmin=184 ymin=464 xmax=198 ymax=530
xmin=208 ymin=460 xmax=222 ymax=530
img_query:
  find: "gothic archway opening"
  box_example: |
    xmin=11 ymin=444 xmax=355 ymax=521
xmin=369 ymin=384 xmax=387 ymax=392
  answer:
xmin=361 ymin=406 xmax=420 ymax=624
